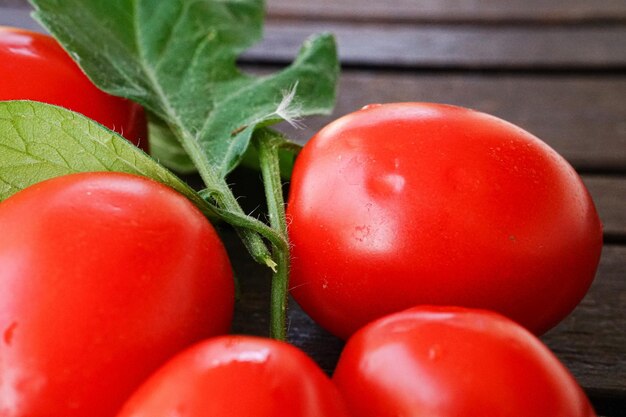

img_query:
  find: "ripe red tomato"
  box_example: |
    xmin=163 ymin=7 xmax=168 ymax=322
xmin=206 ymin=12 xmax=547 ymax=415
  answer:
xmin=287 ymin=102 xmax=602 ymax=339
xmin=0 ymin=172 xmax=234 ymax=417
xmin=333 ymin=306 xmax=597 ymax=417
xmin=116 ymin=335 xmax=352 ymax=417
xmin=0 ymin=26 xmax=148 ymax=150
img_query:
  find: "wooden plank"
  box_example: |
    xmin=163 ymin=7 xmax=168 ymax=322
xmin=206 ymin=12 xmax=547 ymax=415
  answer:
xmin=4 ymin=0 xmax=626 ymax=23
xmin=3 ymin=7 xmax=626 ymax=69
xmin=272 ymin=71 xmax=626 ymax=172
xmin=5 ymin=10 xmax=624 ymax=171
xmin=0 ymin=0 xmax=28 ymax=8
xmin=0 ymin=6 xmax=49 ymax=32
xmin=248 ymin=20 xmax=626 ymax=69
xmin=583 ymin=177 xmax=626 ymax=239
xmin=543 ymin=245 xmax=626 ymax=404
xmin=267 ymin=0 xmax=626 ymax=23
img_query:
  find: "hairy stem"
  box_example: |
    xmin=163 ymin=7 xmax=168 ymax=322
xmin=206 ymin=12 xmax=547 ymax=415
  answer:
xmin=169 ymin=122 xmax=275 ymax=269
xmin=254 ymin=129 xmax=291 ymax=340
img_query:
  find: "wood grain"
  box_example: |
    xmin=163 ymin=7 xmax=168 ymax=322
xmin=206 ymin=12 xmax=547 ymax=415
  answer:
xmin=583 ymin=176 xmax=626 ymax=239
xmin=4 ymin=0 xmax=626 ymax=22
xmin=247 ymin=21 xmax=626 ymax=69
xmin=543 ymin=245 xmax=626 ymax=415
xmin=267 ymin=0 xmax=626 ymax=23
xmin=271 ymin=70 xmax=626 ymax=172
xmin=3 ymin=7 xmax=625 ymax=69
xmin=0 ymin=0 xmax=29 ymax=8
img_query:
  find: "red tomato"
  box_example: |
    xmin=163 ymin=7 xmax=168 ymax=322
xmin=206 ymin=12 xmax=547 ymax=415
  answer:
xmin=287 ymin=102 xmax=603 ymax=339
xmin=333 ymin=306 xmax=597 ymax=417
xmin=0 ymin=26 xmax=148 ymax=150
xmin=116 ymin=335 xmax=352 ymax=417
xmin=0 ymin=172 xmax=234 ymax=417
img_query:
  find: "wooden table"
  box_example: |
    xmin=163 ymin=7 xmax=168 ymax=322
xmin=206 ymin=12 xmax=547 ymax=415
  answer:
xmin=1 ymin=1 xmax=625 ymax=416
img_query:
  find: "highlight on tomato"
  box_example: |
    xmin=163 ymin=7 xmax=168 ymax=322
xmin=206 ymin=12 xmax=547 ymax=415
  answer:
xmin=0 ymin=172 xmax=234 ymax=417
xmin=116 ymin=335 xmax=352 ymax=417
xmin=0 ymin=26 xmax=148 ymax=150
xmin=333 ymin=306 xmax=597 ymax=417
xmin=286 ymin=102 xmax=603 ymax=339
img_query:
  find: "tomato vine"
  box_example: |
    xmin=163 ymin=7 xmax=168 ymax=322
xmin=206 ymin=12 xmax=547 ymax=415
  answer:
xmin=6 ymin=0 xmax=340 ymax=341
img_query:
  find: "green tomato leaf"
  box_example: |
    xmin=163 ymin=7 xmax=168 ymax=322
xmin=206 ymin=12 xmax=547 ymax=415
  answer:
xmin=0 ymin=100 xmax=216 ymax=219
xmin=29 ymin=0 xmax=339 ymax=178
xmin=148 ymin=115 xmax=196 ymax=174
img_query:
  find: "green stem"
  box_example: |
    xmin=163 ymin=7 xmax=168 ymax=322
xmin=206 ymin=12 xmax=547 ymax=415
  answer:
xmin=169 ymin=122 xmax=275 ymax=269
xmin=208 ymin=203 xmax=288 ymax=257
xmin=254 ymin=129 xmax=291 ymax=340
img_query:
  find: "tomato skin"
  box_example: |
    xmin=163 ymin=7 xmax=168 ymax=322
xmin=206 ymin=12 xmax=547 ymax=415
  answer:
xmin=287 ymin=102 xmax=603 ymax=339
xmin=333 ymin=306 xmax=596 ymax=417
xmin=0 ymin=172 xmax=234 ymax=417
xmin=0 ymin=26 xmax=148 ymax=150
xmin=116 ymin=335 xmax=352 ymax=417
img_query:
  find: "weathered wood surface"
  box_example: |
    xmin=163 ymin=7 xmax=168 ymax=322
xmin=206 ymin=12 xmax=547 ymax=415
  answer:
xmin=5 ymin=0 xmax=626 ymax=22
xmin=3 ymin=6 xmax=626 ymax=70
xmin=543 ymin=246 xmax=626 ymax=394
xmin=272 ymin=71 xmax=626 ymax=172
xmin=584 ymin=176 xmax=626 ymax=240
xmin=248 ymin=22 xmax=626 ymax=69
xmin=1 ymin=1 xmax=625 ymax=415
xmin=267 ymin=0 xmax=626 ymax=23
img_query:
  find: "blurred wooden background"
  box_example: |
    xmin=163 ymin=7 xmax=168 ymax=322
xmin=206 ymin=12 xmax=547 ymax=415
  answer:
xmin=1 ymin=1 xmax=624 ymax=415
